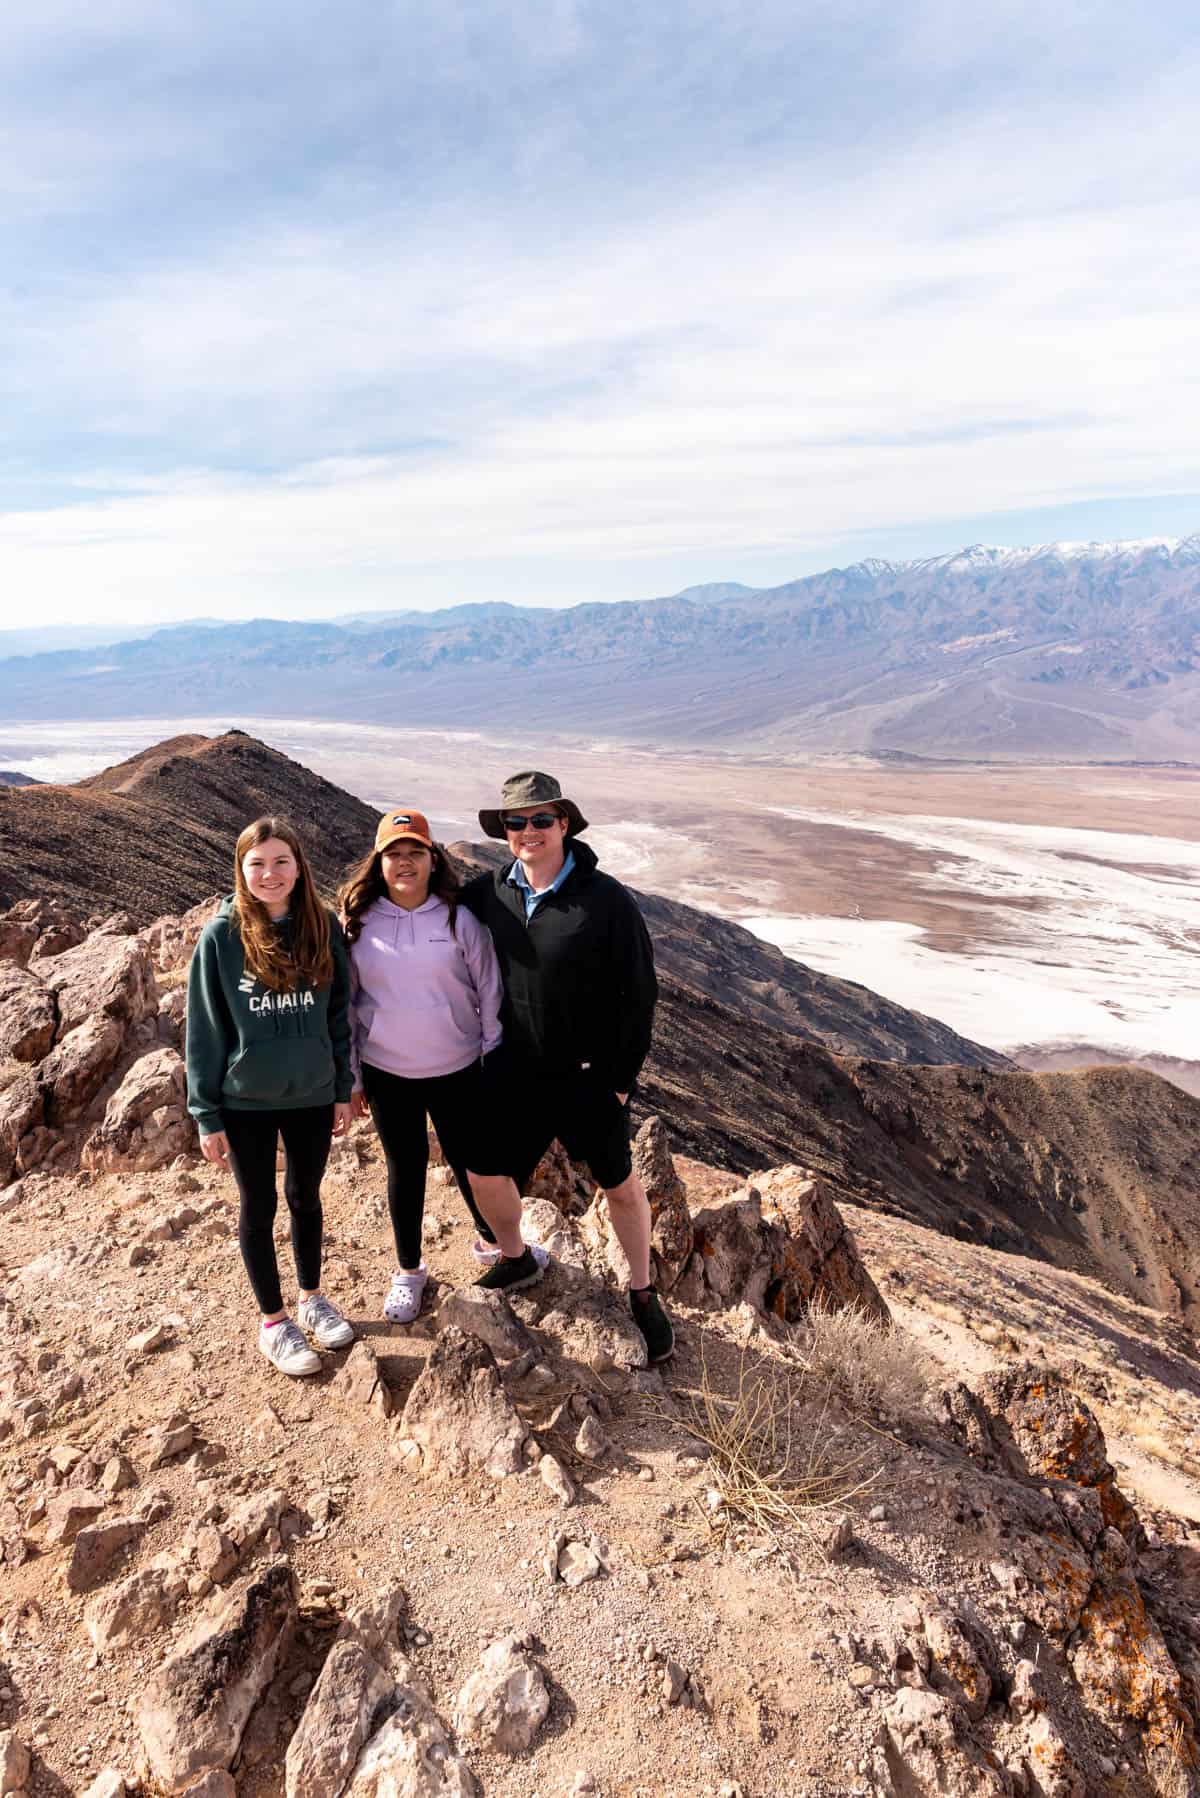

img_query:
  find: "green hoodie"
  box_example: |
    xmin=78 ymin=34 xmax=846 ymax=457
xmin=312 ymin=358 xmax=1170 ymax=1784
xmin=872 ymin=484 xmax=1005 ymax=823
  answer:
xmin=185 ymin=896 xmax=353 ymax=1134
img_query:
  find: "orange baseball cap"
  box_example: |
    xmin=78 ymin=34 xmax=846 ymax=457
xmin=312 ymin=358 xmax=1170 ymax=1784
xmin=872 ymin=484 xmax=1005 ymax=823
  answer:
xmin=374 ymin=807 xmax=434 ymax=853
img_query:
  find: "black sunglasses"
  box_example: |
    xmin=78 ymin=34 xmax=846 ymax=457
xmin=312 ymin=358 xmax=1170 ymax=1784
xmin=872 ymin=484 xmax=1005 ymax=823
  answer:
xmin=502 ymin=811 xmax=562 ymax=832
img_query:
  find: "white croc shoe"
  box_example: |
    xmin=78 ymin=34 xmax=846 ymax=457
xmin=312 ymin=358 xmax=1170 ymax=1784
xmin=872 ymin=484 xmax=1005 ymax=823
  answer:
xmin=259 ymin=1318 xmax=322 ymax=1378
xmin=385 ymin=1265 xmax=429 ymax=1325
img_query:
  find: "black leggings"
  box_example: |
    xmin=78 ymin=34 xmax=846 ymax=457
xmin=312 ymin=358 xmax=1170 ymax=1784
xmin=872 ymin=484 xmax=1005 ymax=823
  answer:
xmin=361 ymin=1060 xmax=495 ymax=1269
xmin=223 ymin=1104 xmax=334 ymax=1315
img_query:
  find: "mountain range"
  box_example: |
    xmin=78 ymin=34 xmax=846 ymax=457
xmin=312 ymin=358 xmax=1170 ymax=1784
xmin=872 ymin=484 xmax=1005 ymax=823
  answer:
xmin=4 ymin=535 xmax=1200 ymax=759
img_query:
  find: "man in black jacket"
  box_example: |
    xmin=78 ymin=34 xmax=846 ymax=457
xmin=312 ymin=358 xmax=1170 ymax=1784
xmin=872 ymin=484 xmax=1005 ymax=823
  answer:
xmin=458 ymin=771 xmax=673 ymax=1361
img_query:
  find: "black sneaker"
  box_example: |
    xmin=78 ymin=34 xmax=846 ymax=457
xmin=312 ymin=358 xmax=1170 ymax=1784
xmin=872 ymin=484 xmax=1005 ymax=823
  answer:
xmin=475 ymin=1248 xmax=545 ymax=1294
xmin=630 ymin=1285 xmax=674 ymax=1362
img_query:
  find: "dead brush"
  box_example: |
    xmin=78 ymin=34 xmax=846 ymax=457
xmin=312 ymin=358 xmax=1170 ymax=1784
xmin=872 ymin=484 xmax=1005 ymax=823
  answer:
xmin=798 ymin=1294 xmax=937 ymax=1424
xmin=1159 ymin=1717 xmax=1199 ymax=1798
xmin=667 ymin=1338 xmax=877 ymax=1558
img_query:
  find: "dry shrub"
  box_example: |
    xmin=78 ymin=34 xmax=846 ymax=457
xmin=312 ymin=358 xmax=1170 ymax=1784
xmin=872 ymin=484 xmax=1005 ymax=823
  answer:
xmin=1131 ymin=1426 xmax=1190 ymax=1472
xmin=799 ymin=1296 xmax=937 ymax=1423
xmin=971 ymin=1320 xmax=1021 ymax=1354
xmin=1106 ymin=1398 xmax=1195 ymax=1476
xmin=672 ymin=1338 xmax=875 ymax=1555
xmin=918 ymin=1296 xmax=967 ymax=1328
xmin=1159 ymin=1718 xmax=1199 ymax=1798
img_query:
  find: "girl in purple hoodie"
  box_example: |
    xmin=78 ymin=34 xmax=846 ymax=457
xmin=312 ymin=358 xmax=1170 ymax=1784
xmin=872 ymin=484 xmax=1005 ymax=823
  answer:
xmin=341 ymin=806 xmax=519 ymax=1322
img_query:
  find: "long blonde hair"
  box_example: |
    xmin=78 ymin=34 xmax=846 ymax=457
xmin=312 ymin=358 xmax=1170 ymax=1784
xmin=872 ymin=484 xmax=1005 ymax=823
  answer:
xmin=232 ymin=816 xmax=333 ymax=992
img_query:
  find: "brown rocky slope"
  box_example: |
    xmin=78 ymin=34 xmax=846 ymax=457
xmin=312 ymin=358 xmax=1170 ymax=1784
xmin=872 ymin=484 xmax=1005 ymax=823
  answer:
xmin=640 ymin=977 xmax=1200 ymax=1323
xmin=0 ymin=727 xmax=1195 ymax=1329
xmin=1 ymin=1113 xmax=1199 ymax=1796
xmin=0 ymin=731 xmax=378 ymax=920
xmin=0 ymin=825 xmax=1199 ymax=1790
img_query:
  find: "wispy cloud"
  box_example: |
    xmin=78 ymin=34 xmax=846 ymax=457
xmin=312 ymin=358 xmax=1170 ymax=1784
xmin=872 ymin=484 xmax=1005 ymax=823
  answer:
xmin=1 ymin=1 xmax=1197 ymax=620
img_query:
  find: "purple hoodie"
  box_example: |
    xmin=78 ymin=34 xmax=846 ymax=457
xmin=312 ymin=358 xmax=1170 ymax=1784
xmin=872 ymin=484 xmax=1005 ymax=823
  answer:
xmin=348 ymin=895 xmax=503 ymax=1082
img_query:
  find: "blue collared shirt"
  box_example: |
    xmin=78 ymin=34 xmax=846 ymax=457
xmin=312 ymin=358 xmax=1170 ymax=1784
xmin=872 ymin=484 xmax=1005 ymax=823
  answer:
xmin=507 ymin=849 xmax=576 ymax=921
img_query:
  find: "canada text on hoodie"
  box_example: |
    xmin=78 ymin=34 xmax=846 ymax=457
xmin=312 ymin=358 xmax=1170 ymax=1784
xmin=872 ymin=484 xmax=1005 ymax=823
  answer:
xmin=185 ymin=897 xmax=352 ymax=1134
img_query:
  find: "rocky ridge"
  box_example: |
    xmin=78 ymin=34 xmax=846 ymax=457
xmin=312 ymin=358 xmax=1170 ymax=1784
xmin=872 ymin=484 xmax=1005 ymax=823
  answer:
xmin=0 ymin=733 xmax=1003 ymax=1071
xmin=0 ymin=906 xmax=1197 ymax=1793
xmin=0 ymin=746 xmax=1198 ymax=1791
xmin=1 ymin=1098 xmax=1199 ymax=1796
xmin=0 ymin=733 xmax=378 ymax=919
xmin=3 ymin=856 xmax=1199 ymax=1331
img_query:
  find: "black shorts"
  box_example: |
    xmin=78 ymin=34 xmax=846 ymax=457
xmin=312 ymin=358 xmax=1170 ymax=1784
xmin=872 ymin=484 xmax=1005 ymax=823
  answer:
xmin=467 ymin=1062 xmax=633 ymax=1192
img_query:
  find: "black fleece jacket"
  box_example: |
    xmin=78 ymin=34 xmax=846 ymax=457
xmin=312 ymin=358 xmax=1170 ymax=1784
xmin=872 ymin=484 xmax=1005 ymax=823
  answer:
xmin=459 ymin=840 xmax=657 ymax=1092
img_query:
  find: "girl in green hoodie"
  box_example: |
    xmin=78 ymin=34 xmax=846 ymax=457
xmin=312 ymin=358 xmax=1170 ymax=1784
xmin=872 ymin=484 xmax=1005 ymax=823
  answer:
xmin=186 ymin=816 xmax=356 ymax=1378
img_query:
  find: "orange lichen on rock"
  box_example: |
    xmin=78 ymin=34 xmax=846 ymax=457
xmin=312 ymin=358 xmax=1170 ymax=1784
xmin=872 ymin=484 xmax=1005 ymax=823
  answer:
xmin=1072 ymin=1576 xmax=1199 ymax=1787
xmin=978 ymin=1364 xmax=1142 ymax=1545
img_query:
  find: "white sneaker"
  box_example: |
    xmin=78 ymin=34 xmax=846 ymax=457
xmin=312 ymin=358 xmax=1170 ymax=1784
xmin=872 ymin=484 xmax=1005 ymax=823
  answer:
xmin=298 ymin=1293 xmax=356 ymax=1349
xmin=384 ymin=1265 xmax=429 ymax=1324
xmin=259 ymin=1318 xmax=321 ymax=1378
xmin=472 ymin=1239 xmax=550 ymax=1269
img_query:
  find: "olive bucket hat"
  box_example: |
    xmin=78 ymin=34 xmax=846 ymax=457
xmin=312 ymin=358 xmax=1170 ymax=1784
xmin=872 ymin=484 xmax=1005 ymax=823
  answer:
xmin=479 ymin=771 xmax=589 ymax=841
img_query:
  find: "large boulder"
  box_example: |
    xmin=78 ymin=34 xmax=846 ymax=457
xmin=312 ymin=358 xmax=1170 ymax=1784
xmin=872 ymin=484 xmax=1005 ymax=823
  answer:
xmin=0 ymin=897 xmax=86 ymax=964
xmin=398 ymin=1326 xmax=528 ymax=1478
xmin=453 ymin=1633 xmax=549 ymax=1753
xmin=675 ymin=1176 xmax=889 ymax=1325
xmin=0 ymin=963 xmax=56 ymax=1063
xmin=0 ymin=1070 xmax=45 ymax=1183
xmin=143 ymin=897 xmax=221 ymax=976
xmin=41 ymin=1014 xmax=126 ymax=1124
xmin=753 ymin=1166 xmax=890 ymax=1323
xmin=976 ymin=1365 xmax=1140 ymax=1542
xmin=135 ymin=1561 xmax=297 ymax=1793
xmin=81 ymin=1047 xmax=195 ymax=1172
xmin=579 ymin=1115 xmax=693 ymax=1288
xmin=286 ymin=1587 xmax=477 ymax=1798
xmin=0 ymin=904 xmax=42 ymax=967
xmin=85 ymin=1564 xmax=190 ymax=1651
xmin=34 ymin=931 xmax=157 ymax=1039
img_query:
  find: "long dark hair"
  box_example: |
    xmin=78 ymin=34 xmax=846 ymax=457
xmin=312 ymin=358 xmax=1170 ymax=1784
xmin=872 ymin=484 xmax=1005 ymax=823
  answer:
xmin=339 ymin=841 xmax=460 ymax=944
xmin=232 ymin=816 xmax=333 ymax=991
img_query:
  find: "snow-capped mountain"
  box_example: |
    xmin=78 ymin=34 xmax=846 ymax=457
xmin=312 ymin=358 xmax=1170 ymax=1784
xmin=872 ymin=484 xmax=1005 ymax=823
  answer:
xmin=2 ymin=533 xmax=1199 ymax=759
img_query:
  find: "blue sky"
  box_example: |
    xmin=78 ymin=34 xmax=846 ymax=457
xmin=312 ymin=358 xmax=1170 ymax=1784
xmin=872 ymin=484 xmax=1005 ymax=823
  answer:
xmin=2 ymin=0 xmax=1198 ymax=623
